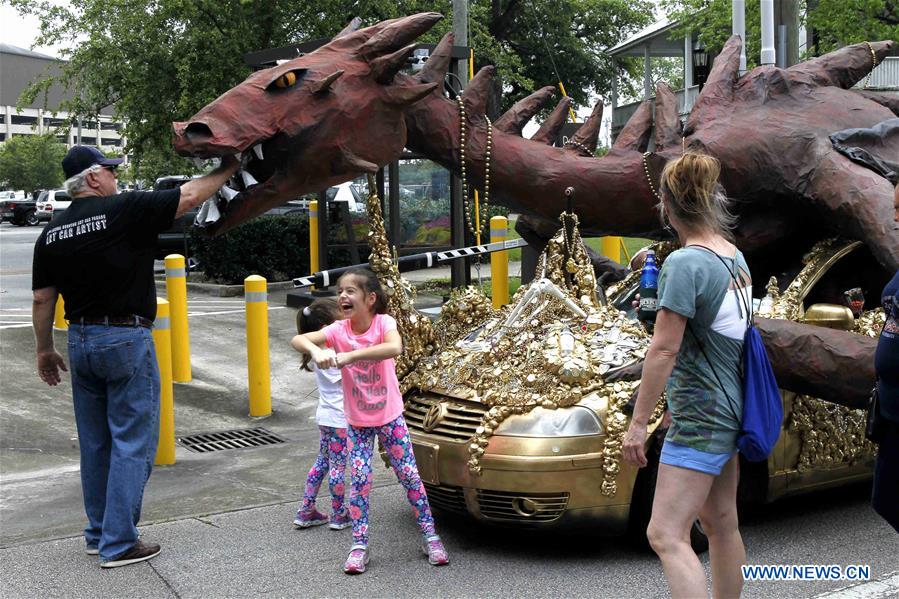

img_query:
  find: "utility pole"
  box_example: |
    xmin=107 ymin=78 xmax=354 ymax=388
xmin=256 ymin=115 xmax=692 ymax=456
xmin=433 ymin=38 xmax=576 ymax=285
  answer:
xmin=732 ymin=0 xmax=747 ymax=74
xmin=451 ymin=0 xmax=470 ymax=288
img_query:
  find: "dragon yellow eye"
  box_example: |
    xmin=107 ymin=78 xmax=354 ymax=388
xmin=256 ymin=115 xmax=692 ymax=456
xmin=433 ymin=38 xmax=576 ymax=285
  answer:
xmin=275 ymin=71 xmax=297 ymax=88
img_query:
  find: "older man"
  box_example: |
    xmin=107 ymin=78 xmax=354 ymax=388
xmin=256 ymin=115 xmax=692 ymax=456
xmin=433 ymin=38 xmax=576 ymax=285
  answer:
xmin=32 ymin=146 xmax=238 ymax=567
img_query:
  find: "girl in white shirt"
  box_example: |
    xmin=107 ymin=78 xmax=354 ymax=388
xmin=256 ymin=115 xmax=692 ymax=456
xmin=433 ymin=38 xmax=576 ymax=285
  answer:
xmin=292 ymin=299 xmax=350 ymax=530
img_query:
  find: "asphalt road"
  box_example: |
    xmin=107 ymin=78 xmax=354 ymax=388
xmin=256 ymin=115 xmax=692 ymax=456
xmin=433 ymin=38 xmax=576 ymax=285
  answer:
xmin=1 ymin=221 xmax=897 ymax=598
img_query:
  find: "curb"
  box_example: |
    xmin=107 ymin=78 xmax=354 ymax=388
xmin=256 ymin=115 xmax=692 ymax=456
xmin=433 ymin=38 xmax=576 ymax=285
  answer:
xmin=153 ymin=276 xmax=297 ymax=297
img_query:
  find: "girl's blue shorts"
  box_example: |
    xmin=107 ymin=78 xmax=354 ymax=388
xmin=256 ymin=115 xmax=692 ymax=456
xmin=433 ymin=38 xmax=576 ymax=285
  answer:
xmin=660 ymin=440 xmax=735 ymax=476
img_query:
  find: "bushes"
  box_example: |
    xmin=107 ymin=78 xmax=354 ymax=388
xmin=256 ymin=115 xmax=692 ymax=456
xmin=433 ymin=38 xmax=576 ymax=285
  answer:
xmin=190 ymin=215 xmax=370 ymax=285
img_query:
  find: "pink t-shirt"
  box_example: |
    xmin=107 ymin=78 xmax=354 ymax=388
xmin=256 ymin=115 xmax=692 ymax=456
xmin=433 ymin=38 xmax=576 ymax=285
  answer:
xmin=322 ymin=313 xmax=404 ymax=427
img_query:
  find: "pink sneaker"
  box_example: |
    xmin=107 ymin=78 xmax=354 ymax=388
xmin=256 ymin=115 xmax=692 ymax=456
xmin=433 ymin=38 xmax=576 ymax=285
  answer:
xmin=343 ymin=545 xmax=369 ymax=574
xmin=329 ymin=511 xmax=351 ymax=530
xmin=422 ymin=536 xmax=449 ymax=566
xmin=293 ymin=508 xmax=328 ymax=529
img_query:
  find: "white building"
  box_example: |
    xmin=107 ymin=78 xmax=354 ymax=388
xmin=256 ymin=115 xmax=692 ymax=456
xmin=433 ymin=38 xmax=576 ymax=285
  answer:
xmin=0 ymin=43 xmax=124 ymax=150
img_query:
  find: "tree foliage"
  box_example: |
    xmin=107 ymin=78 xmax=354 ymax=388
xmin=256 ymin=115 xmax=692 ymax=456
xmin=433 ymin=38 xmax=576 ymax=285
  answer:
xmin=11 ymin=0 xmax=653 ymax=183
xmin=662 ymin=0 xmax=898 ymax=70
xmin=0 ymin=134 xmax=67 ymax=192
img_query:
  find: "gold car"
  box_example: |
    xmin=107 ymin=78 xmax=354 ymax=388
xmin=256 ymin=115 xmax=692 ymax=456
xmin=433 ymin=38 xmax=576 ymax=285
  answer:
xmin=401 ymin=238 xmax=886 ymax=543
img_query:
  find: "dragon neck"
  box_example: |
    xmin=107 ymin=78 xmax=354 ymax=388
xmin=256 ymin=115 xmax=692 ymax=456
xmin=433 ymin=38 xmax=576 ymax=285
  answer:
xmin=404 ymin=91 xmax=668 ymax=238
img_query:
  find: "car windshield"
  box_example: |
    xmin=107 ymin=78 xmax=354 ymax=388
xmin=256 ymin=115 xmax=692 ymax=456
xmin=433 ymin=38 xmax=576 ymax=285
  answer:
xmin=37 ymin=191 xmax=49 ymax=203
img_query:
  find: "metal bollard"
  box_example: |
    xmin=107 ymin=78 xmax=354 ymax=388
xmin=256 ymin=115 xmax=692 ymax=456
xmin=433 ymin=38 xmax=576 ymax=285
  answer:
xmin=245 ymin=275 xmax=271 ymax=417
xmin=490 ymin=216 xmax=510 ymax=308
xmin=53 ymin=294 xmax=68 ymax=330
xmin=309 ymin=200 xmax=320 ymax=272
xmin=601 ymin=236 xmax=622 ymax=264
xmin=164 ymin=254 xmax=191 ymax=382
xmin=153 ymin=298 xmax=175 ymax=465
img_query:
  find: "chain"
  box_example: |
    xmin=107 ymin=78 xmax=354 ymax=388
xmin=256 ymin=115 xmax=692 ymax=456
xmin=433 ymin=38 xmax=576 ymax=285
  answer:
xmin=563 ymin=139 xmax=593 ymax=157
xmin=456 ymin=94 xmax=492 ymax=238
xmin=862 ymin=41 xmax=878 ymax=89
xmin=642 ymin=152 xmax=663 ymax=201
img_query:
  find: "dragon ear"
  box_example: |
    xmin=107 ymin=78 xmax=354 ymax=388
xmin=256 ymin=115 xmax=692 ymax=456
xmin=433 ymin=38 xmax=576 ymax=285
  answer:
xmin=371 ymin=44 xmax=417 ymax=84
xmin=360 ymin=12 xmax=443 ymax=58
xmin=654 ymin=83 xmax=682 ymax=151
xmin=613 ymin=99 xmax=653 ymax=152
xmin=419 ymin=32 xmax=454 ymax=85
xmin=463 ymin=66 xmax=495 ymax=117
xmin=311 ymin=70 xmax=345 ymax=94
xmin=383 ymin=82 xmax=438 ymax=106
xmin=564 ymin=102 xmax=602 ymax=155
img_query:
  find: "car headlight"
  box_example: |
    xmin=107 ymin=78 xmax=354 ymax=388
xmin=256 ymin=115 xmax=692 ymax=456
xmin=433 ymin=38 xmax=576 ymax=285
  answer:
xmin=493 ymin=406 xmax=602 ymax=437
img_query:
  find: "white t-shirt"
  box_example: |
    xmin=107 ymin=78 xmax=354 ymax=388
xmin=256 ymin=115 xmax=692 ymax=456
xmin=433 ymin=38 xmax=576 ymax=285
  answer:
xmin=313 ymin=364 xmax=346 ymax=428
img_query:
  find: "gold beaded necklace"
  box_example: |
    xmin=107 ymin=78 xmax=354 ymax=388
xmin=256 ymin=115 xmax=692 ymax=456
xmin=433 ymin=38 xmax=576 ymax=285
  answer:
xmin=862 ymin=41 xmax=879 ymax=89
xmin=456 ymin=94 xmax=492 ymax=238
xmin=642 ymin=152 xmax=663 ymax=201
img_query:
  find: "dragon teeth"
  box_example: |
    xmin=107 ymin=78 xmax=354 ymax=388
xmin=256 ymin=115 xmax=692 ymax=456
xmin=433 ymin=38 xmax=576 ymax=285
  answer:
xmin=219 ymin=185 xmax=239 ymax=201
xmin=240 ymin=170 xmax=258 ymax=188
xmin=252 ymin=144 xmax=264 ymax=160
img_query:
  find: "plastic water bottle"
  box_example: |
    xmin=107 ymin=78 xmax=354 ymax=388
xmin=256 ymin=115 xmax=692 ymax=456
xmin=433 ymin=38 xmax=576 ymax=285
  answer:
xmin=638 ymin=250 xmax=659 ymax=323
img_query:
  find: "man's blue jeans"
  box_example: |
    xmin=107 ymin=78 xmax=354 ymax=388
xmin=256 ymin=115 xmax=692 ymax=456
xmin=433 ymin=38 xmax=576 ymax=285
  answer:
xmin=67 ymin=323 xmax=160 ymax=561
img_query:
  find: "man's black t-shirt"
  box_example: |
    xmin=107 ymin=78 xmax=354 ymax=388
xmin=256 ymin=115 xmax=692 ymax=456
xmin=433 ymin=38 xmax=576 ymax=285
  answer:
xmin=876 ymin=269 xmax=899 ymax=423
xmin=32 ymin=189 xmax=181 ymax=321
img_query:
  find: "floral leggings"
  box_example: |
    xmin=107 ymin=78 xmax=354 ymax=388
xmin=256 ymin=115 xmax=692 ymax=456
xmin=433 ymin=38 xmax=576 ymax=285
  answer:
xmin=347 ymin=415 xmax=436 ymax=546
xmin=299 ymin=426 xmax=348 ymax=518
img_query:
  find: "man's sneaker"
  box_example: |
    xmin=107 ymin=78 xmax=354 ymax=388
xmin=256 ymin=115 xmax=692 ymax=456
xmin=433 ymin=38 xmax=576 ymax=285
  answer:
xmin=329 ymin=512 xmax=351 ymax=530
xmin=293 ymin=508 xmax=328 ymax=529
xmin=343 ymin=545 xmax=369 ymax=574
xmin=85 ymin=545 xmax=99 ymax=556
xmin=100 ymin=540 xmax=161 ymax=568
xmin=422 ymin=536 xmax=449 ymax=566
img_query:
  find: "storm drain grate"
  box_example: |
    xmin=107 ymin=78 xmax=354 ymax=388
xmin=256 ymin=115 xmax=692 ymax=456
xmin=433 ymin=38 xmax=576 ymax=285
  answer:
xmin=177 ymin=427 xmax=287 ymax=453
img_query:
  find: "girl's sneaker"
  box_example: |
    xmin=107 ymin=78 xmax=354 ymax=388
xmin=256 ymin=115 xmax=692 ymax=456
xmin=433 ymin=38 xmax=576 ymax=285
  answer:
xmin=343 ymin=545 xmax=369 ymax=574
xmin=422 ymin=535 xmax=450 ymax=566
xmin=329 ymin=512 xmax=351 ymax=530
xmin=293 ymin=508 xmax=328 ymax=529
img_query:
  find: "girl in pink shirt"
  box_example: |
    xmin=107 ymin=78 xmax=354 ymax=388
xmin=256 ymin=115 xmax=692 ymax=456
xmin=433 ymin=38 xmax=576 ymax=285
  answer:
xmin=292 ymin=268 xmax=449 ymax=575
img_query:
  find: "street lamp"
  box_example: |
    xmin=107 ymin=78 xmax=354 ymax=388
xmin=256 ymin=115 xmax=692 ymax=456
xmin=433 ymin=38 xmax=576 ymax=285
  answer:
xmin=692 ymin=42 xmax=711 ymax=88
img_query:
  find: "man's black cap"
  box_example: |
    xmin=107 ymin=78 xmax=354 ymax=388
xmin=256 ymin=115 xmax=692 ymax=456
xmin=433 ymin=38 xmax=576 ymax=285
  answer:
xmin=62 ymin=146 xmax=124 ymax=179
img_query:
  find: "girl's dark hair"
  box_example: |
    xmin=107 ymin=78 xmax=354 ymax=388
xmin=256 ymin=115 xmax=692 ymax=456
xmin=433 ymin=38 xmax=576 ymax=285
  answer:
xmin=338 ymin=268 xmax=388 ymax=314
xmin=297 ymin=298 xmax=341 ymax=371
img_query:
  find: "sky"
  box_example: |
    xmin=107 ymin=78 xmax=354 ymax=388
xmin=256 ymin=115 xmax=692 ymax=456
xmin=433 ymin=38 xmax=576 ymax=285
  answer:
xmin=0 ymin=5 xmax=65 ymax=57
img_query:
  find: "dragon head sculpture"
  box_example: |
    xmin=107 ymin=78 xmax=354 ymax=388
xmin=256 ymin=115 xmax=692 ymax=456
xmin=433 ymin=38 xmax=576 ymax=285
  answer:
xmin=172 ymin=13 xmax=442 ymax=235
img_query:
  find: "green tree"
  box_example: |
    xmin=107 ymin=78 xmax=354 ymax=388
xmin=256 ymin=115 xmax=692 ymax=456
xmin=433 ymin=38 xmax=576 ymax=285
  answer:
xmin=0 ymin=134 xmax=67 ymax=192
xmin=11 ymin=1 xmax=652 ymax=182
xmin=662 ymin=0 xmax=898 ymax=68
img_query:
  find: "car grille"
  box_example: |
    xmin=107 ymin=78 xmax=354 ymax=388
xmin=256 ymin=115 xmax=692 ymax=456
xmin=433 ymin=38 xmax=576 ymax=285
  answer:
xmin=405 ymin=394 xmax=487 ymax=442
xmin=423 ymin=483 xmax=468 ymax=514
xmin=476 ymin=489 xmax=569 ymax=523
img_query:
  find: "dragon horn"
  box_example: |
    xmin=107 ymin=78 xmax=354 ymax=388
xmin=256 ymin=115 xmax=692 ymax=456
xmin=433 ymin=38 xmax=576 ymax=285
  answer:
xmin=494 ymin=86 xmax=556 ymax=135
xmin=383 ymin=81 xmax=439 ymax=106
xmin=334 ymin=16 xmax=362 ymax=39
xmin=654 ymin=82 xmax=682 ymax=151
xmin=418 ymin=32 xmax=454 ymax=85
xmin=788 ymin=40 xmax=894 ymax=89
xmin=531 ymin=97 xmax=571 ymax=145
xmin=371 ymin=44 xmax=417 ymax=84
xmin=360 ymin=12 xmax=443 ymax=58
xmin=311 ymin=70 xmax=345 ymax=94
xmin=463 ymin=66 xmax=495 ymax=117
xmin=612 ymin=99 xmax=653 ymax=151
xmin=565 ymin=102 xmax=603 ymax=153
xmin=341 ymin=149 xmax=379 ymax=174
xmin=685 ymin=35 xmax=742 ymax=134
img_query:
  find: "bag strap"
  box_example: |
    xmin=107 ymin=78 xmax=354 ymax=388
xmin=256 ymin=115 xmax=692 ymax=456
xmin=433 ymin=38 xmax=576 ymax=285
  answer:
xmin=686 ymin=244 xmax=753 ymax=326
xmin=686 ymin=323 xmax=736 ymax=406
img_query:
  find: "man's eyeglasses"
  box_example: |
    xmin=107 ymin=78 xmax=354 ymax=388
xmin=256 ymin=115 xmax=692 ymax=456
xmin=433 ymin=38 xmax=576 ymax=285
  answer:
xmin=102 ymin=165 xmax=118 ymax=173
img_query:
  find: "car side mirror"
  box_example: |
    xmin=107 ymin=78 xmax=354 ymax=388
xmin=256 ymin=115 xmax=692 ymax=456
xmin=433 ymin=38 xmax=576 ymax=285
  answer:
xmin=801 ymin=303 xmax=855 ymax=330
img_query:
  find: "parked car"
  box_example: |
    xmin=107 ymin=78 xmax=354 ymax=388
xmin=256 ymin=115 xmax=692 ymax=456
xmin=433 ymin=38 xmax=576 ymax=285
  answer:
xmin=0 ymin=197 xmax=51 ymax=226
xmin=35 ymin=189 xmax=72 ymax=220
xmin=154 ymin=176 xmax=308 ymax=260
xmin=400 ymin=238 xmax=887 ymax=548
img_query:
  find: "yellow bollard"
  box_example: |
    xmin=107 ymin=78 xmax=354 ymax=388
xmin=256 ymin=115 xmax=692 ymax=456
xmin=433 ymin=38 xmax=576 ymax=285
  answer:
xmin=601 ymin=236 xmax=622 ymax=264
xmin=153 ymin=298 xmax=175 ymax=465
xmin=309 ymin=200 xmax=320 ymax=275
xmin=164 ymin=254 xmax=191 ymax=382
xmin=53 ymin=294 xmax=68 ymax=330
xmin=490 ymin=216 xmax=510 ymax=308
xmin=245 ymin=275 xmax=271 ymax=417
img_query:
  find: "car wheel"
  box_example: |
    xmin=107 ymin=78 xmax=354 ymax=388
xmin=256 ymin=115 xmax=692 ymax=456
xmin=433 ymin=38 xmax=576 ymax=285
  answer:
xmin=627 ymin=431 xmax=709 ymax=555
xmin=25 ymin=210 xmax=39 ymax=226
xmin=13 ymin=216 xmax=26 ymax=226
